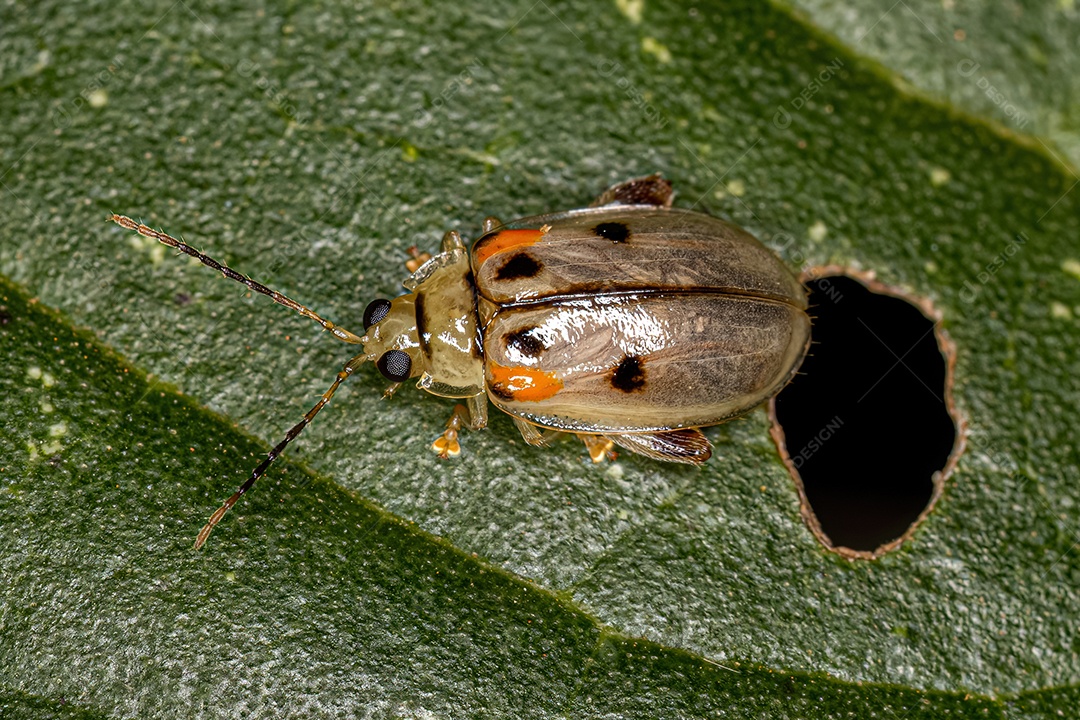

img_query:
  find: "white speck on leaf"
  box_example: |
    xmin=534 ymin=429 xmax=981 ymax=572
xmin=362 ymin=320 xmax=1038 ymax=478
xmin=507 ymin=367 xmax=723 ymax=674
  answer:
xmin=930 ymin=167 xmax=951 ymax=186
xmin=615 ymin=0 xmax=643 ymax=24
xmin=641 ymin=37 xmax=672 ymax=64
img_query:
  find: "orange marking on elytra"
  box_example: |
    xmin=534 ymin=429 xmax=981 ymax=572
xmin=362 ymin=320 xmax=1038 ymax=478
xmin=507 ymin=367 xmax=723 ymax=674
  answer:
xmin=474 ymin=225 xmax=550 ymax=266
xmin=489 ymin=362 xmax=563 ymax=402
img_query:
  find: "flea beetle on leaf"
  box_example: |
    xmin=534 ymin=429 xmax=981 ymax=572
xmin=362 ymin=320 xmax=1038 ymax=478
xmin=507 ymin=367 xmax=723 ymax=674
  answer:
xmin=111 ymin=174 xmax=809 ymax=547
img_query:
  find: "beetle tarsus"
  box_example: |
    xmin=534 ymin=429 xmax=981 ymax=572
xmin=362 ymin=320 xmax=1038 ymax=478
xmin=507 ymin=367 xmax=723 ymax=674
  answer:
xmin=579 ymin=434 xmax=615 ymax=463
xmin=431 ymin=404 xmax=467 ymax=459
xmin=432 ymin=436 xmax=461 ymax=459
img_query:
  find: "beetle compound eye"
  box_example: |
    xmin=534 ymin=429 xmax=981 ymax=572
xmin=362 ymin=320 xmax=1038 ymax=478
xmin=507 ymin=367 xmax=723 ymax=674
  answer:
xmin=363 ymin=298 xmax=392 ymax=330
xmin=377 ymin=350 xmax=412 ymax=382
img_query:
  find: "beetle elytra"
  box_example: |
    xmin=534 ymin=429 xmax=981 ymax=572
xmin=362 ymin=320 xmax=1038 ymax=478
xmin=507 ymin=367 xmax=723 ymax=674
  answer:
xmin=111 ymin=174 xmax=809 ymax=547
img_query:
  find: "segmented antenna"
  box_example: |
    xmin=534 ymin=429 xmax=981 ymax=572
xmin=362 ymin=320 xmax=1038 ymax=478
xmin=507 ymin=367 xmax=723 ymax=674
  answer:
xmin=109 ymin=214 xmax=365 ymax=344
xmin=110 ymin=213 xmax=375 ymax=547
xmin=194 ymin=351 xmax=371 ymax=549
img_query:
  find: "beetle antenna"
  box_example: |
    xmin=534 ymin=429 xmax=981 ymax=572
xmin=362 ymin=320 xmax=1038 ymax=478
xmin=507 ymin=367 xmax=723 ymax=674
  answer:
xmin=110 ymin=214 xmax=365 ymax=345
xmin=194 ymin=351 xmax=370 ymax=549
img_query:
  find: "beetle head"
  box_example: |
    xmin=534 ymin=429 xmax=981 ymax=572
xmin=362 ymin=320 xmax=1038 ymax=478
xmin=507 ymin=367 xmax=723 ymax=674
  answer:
xmin=361 ymin=295 xmax=423 ymax=384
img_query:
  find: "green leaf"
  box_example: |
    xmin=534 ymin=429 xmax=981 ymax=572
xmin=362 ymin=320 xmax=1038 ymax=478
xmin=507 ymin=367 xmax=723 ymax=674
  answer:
xmin=784 ymin=0 xmax=1080 ymax=170
xmin=1 ymin=0 xmax=1078 ymax=716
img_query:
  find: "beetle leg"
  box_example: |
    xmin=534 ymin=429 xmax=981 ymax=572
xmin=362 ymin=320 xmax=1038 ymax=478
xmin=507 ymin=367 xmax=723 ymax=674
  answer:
xmin=481 ymin=216 xmax=503 ymax=234
xmin=466 ymin=393 xmax=488 ymax=430
xmin=431 ymin=395 xmax=487 ymax=458
xmin=441 ymin=230 xmax=466 ymax=252
xmin=604 ymin=429 xmax=712 ymax=465
xmin=578 ymin=434 xmax=616 ymax=463
xmin=405 ymin=246 xmax=433 ymax=274
xmin=513 ymin=417 xmax=558 ymax=447
xmin=590 ymin=173 xmax=674 ymax=208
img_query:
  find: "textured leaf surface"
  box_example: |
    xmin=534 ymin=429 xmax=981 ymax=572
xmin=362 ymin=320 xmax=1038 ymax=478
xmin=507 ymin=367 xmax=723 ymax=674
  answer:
xmin=785 ymin=0 xmax=1080 ymax=169
xmin=1 ymin=0 xmax=1078 ymax=717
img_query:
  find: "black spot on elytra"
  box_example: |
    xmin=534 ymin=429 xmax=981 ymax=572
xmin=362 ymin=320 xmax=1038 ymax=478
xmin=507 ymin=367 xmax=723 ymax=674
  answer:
xmin=612 ymin=355 xmax=646 ymax=392
xmin=489 ymin=382 xmax=516 ymax=401
xmin=593 ymin=221 xmax=630 ymax=243
xmin=505 ymin=326 xmax=544 ymax=357
xmin=495 ymin=253 xmax=542 ymax=281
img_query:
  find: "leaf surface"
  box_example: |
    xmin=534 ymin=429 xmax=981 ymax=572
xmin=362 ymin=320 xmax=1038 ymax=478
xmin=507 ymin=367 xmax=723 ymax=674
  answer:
xmin=1 ymin=0 xmax=1078 ymax=716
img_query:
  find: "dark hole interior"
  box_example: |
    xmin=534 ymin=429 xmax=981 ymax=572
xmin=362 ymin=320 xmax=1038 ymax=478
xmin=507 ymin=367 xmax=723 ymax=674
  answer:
xmin=773 ymin=275 xmax=957 ymax=552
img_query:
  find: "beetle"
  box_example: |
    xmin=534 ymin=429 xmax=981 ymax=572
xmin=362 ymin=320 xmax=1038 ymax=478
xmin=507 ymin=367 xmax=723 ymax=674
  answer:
xmin=111 ymin=174 xmax=810 ymax=547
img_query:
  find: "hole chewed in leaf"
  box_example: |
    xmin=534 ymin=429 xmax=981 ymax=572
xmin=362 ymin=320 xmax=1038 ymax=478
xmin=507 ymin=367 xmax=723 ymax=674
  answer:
xmin=769 ymin=268 xmax=964 ymax=559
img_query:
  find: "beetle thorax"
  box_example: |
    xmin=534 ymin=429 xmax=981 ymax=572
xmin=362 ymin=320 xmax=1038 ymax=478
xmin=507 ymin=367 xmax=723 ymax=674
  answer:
xmin=407 ymin=248 xmax=485 ymax=398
